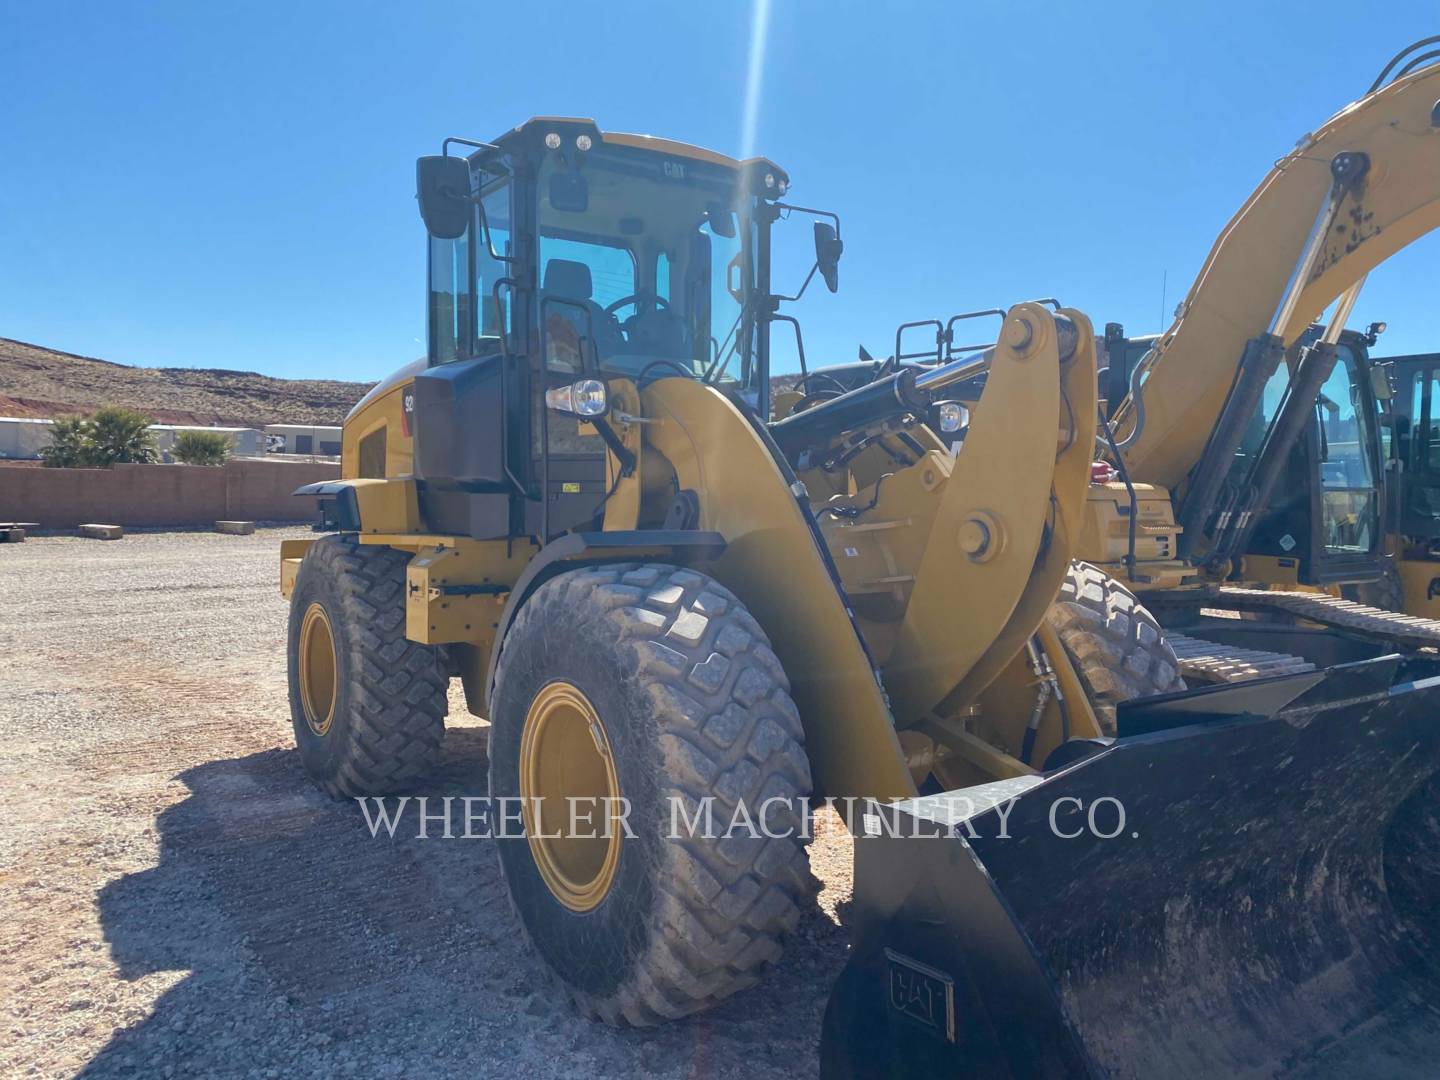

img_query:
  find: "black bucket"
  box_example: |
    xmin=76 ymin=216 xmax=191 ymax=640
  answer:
xmin=821 ymin=667 xmax=1440 ymax=1078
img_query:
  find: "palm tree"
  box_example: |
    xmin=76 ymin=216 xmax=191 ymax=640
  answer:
xmin=170 ymin=429 xmax=232 ymax=465
xmin=40 ymin=416 xmax=96 ymax=468
xmin=86 ymin=407 xmax=158 ymax=466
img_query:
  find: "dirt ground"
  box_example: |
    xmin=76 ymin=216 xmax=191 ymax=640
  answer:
xmin=0 ymin=528 xmax=854 ymax=1079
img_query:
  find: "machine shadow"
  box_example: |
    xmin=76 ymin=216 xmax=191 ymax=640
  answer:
xmin=84 ymin=725 xmax=845 ymax=1077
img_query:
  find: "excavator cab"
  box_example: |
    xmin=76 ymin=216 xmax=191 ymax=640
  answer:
xmin=1104 ymin=324 xmax=1388 ymax=590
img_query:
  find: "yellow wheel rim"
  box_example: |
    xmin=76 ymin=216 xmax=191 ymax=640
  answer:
xmin=519 ymin=681 xmax=623 ymax=912
xmin=298 ymin=601 xmax=338 ymax=737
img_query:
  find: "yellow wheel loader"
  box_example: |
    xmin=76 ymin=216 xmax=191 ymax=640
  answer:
xmin=276 ymin=43 xmax=1440 ymax=1073
xmin=280 ymin=117 xmax=1107 ymax=1026
xmin=280 ymin=114 xmax=1134 ymax=1025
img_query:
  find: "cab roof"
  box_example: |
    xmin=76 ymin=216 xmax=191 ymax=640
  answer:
xmin=490 ymin=116 xmax=790 ymax=191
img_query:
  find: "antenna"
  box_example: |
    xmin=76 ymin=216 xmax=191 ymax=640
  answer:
xmin=1160 ymin=269 xmax=1168 ymax=330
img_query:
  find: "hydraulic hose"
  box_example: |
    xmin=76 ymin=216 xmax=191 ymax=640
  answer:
xmin=771 ymin=314 xmax=1077 ymax=457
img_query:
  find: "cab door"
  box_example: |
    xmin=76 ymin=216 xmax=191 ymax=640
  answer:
xmin=532 ymin=237 xmax=634 ymax=538
xmin=1307 ymin=345 xmax=1385 ymax=582
xmin=1388 ymin=355 xmax=1440 ymax=543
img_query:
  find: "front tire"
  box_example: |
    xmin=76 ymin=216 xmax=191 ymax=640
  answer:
xmin=1045 ymin=561 xmax=1185 ymax=735
xmin=490 ymin=562 xmax=814 ymax=1025
xmin=287 ymin=535 xmax=447 ymax=798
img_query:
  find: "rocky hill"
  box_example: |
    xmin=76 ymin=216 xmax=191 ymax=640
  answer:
xmin=0 ymin=337 xmax=373 ymax=427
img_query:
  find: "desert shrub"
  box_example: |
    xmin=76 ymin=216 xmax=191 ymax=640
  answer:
xmin=170 ymin=429 xmax=232 ymax=465
xmin=40 ymin=417 xmax=96 ymax=468
xmin=86 ymin=406 xmax=158 ymax=466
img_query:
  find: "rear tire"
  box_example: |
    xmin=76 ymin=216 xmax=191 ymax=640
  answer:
xmin=490 ymin=562 xmax=814 ymax=1025
xmin=1045 ymin=561 xmax=1185 ymax=735
xmin=287 ymin=535 xmax=447 ymax=798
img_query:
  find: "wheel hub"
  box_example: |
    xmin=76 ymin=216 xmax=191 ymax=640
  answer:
xmin=519 ymin=681 xmax=623 ymax=912
xmin=298 ymin=601 xmax=338 ymax=737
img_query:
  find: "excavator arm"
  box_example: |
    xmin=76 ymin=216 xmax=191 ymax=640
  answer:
xmin=1115 ymin=55 xmax=1440 ymax=493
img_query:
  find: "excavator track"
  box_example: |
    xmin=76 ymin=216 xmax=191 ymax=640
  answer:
xmin=1166 ymin=632 xmax=1315 ymax=684
xmin=1218 ymin=587 xmax=1440 ymax=650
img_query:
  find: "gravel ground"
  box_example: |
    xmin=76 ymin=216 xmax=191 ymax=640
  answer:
xmin=0 ymin=528 xmax=854 ymax=1079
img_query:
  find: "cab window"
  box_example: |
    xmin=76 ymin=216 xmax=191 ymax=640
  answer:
xmin=426 ymin=173 xmax=511 ymax=365
xmin=1316 ymin=351 xmax=1378 ymax=556
xmin=538 ymin=236 xmax=638 ymax=372
xmin=427 ymin=227 xmax=469 ymax=365
xmin=535 ymin=146 xmax=753 ymax=388
xmin=476 ymin=180 xmax=512 ymax=346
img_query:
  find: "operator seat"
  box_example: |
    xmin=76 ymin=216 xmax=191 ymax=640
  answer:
xmin=541 ymin=259 xmax=625 ymax=371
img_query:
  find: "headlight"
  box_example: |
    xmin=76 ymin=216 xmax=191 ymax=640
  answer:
xmin=937 ymin=402 xmax=968 ymax=433
xmin=545 ymin=379 xmax=609 ymax=417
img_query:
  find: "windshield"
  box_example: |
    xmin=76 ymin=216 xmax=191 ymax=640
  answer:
xmin=537 ymin=145 xmax=757 ymax=393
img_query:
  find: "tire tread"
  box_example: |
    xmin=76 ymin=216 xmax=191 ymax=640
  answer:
xmin=1045 ymin=561 xmax=1185 ymax=735
xmin=496 ymin=562 xmax=815 ymax=1026
xmin=294 ymin=535 xmax=446 ymax=798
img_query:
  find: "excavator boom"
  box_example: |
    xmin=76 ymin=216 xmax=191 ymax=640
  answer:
xmin=1116 ymin=61 xmax=1440 ymax=490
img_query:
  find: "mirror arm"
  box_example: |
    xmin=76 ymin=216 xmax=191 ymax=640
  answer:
xmin=438 ymin=136 xmax=515 ymax=262
xmin=773 ymin=262 xmax=819 ymax=304
xmin=772 ymin=202 xmax=841 ymax=237
xmin=442 ymin=136 xmax=503 ymax=159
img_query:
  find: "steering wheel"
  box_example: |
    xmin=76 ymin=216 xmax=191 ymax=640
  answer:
xmin=604 ymin=291 xmax=671 ymax=318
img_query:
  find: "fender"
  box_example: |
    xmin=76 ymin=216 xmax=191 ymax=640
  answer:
xmin=482 ymin=529 xmax=727 ymax=708
xmin=293 ymin=477 xmax=422 ymax=535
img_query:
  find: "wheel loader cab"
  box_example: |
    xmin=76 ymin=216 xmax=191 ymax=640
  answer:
xmin=411 ymin=120 xmax=783 ymax=543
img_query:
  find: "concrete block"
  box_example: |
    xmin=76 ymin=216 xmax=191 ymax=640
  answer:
xmin=215 ymin=520 xmax=257 ymax=535
xmin=78 ymin=524 xmax=124 ymax=540
xmin=0 ymin=522 xmax=39 ymax=531
xmin=0 ymin=527 xmax=25 ymax=543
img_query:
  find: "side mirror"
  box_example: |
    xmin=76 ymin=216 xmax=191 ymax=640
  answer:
xmin=813 ymin=222 xmax=843 ymax=293
xmin=1371 ymin=365 xmax=1394 ymax=402
xmin=415 ymin=156 xmax=472 ymax=240
xmin=549 ymin=171 xmax=589 ymax=213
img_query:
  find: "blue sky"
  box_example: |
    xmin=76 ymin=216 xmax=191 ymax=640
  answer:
xmin=2 ymin=2 xmax=1437 ymax=382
